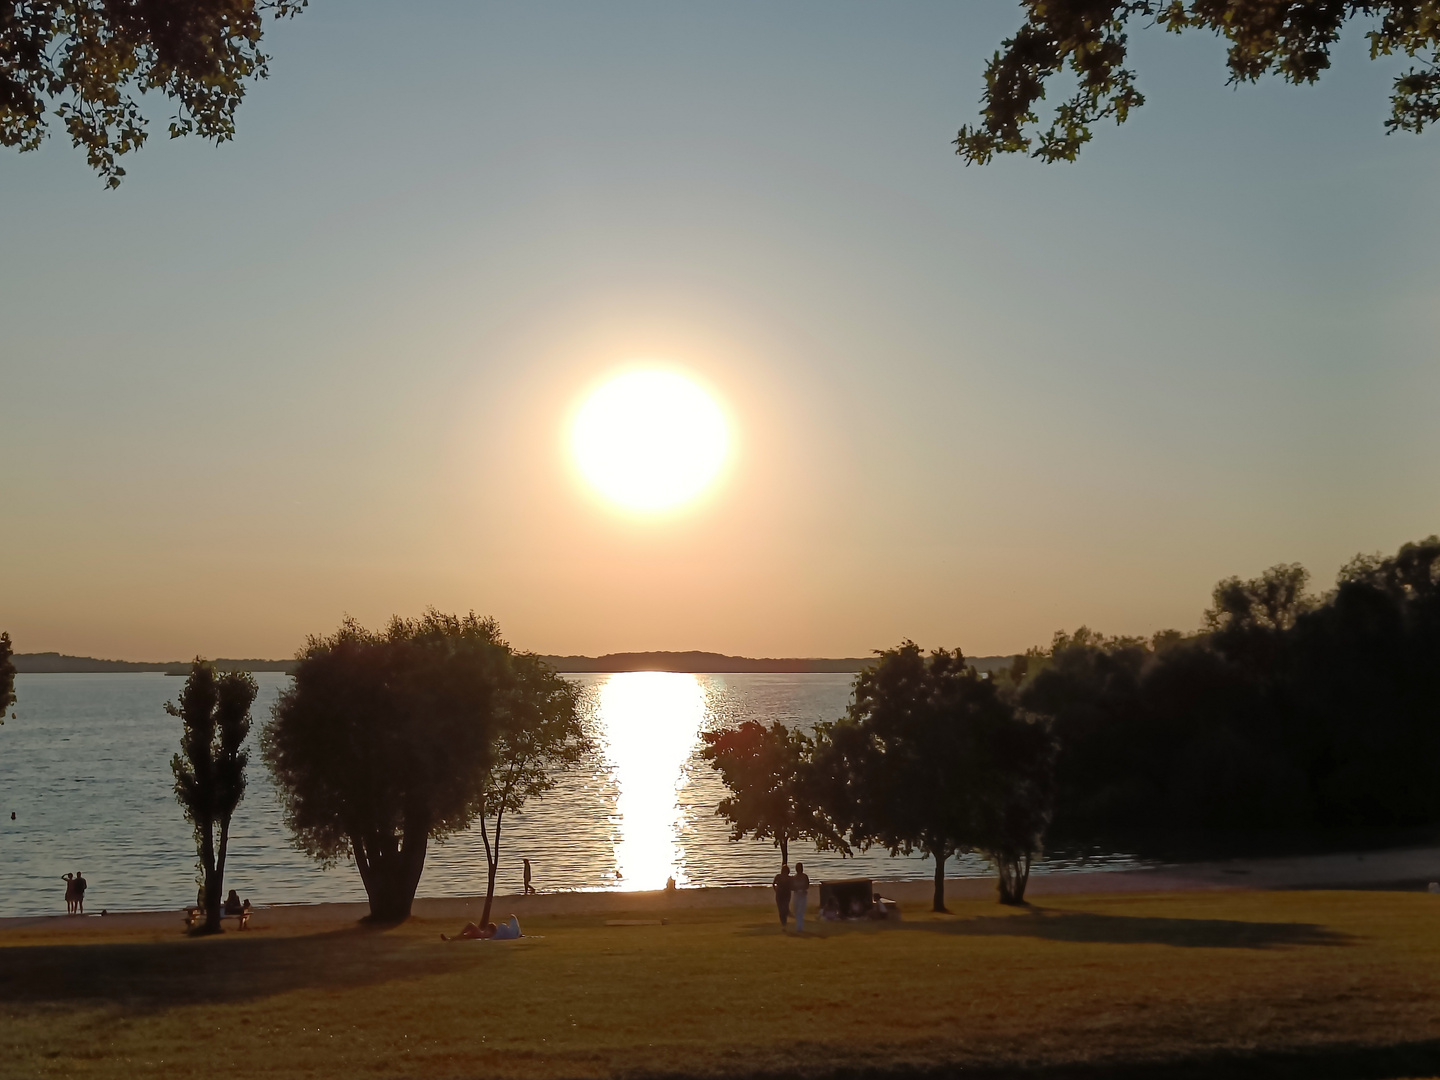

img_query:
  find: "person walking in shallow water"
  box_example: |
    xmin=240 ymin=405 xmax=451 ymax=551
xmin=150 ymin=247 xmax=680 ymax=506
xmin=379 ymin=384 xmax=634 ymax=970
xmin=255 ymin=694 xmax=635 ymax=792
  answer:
xmin=523 ymin=858 xmax=536 ymax=895
xmin=772 ymin=863 xmax=792 ymax=928
xmin=791 ymin=862 xmax=810 ymax=933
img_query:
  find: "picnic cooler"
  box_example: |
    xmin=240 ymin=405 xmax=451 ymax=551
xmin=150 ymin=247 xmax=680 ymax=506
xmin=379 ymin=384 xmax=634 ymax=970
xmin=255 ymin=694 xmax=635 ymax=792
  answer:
xmin=819 ymin=878 xmax=873 ymax=918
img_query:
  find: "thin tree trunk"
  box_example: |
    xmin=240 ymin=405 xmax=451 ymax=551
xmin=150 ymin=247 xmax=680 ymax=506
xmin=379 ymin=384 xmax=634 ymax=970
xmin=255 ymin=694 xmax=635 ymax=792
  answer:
xmin=201 ymin=819 xmax=221 ymax=933
xmin=480 ymin=809 xmax=505 ymax=926
xmin=932 ymin=850 xmax=948 ymax=913
xmin=209 ymin=817 xmax=231 ymax=932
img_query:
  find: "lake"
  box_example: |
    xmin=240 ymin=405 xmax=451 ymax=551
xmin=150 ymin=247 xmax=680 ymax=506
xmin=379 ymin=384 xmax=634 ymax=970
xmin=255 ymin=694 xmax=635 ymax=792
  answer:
xmin=0 ymin=671 xmax=1140 ymax=916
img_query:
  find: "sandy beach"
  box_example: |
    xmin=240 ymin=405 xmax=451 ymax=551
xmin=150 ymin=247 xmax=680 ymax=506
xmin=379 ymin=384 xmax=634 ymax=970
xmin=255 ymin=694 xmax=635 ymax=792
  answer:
xmin=6 ymin=842 xmax=1436 ymax=937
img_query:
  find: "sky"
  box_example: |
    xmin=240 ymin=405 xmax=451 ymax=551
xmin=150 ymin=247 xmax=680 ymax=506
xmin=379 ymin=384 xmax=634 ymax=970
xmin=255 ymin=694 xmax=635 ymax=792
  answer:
xmin=2 ymin=2 xmax=1437 ymax=662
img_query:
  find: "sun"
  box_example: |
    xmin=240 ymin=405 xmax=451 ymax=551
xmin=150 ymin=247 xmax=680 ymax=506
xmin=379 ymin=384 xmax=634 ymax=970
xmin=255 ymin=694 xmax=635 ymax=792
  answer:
xmin=571 ymin=369 xmax=730 ymax=513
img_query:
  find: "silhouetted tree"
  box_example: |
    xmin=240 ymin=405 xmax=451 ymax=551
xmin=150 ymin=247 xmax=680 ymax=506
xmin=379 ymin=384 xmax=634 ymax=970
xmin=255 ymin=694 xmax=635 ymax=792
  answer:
xmin=956 ymin=2 xmax=1440 ymax=165
xmin=972 ymin=700 xmax=1056 ymax=905
xmin=264 ymin=611 xmax=578 ymax=922
xmin=1023 ymin=538 xmax=1440 ymax=843
xmin=1 ymin=1 xmax=307 ymax=186
xmin=813 ymin=643 xmax=1054 ymax=910
xmin=169 ymin=660 xmax=257 ymax=933
xmin=474 ymin=656 xmax=586 ymax=925
xmin=700 ymin=720 xmax=837 ymax=867
xmin=0 ymin=632 xmax=15 ymax=720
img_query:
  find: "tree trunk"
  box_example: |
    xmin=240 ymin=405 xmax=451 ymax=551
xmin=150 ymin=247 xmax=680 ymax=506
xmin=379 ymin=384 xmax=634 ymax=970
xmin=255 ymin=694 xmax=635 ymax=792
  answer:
xmin=481 ymin=857 xmax=499 ymax=926
xmin=997 ymin=854 xmax=1031 ymax=906
xmin=200 ymin=820 xmax=221 ymax=933
xmin=354 ymin=827 xmax=429 ymax=922
xmin=932 ymin=851 xmax=948 ymax=913
xmin=480 ymin=811 xmax=505 ymax=926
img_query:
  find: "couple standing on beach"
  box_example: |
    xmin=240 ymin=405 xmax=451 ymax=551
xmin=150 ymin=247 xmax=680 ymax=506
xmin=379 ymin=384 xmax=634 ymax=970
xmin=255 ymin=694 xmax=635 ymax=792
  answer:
xmin=772 ymin=863 xmax=810 ymax=932
xmin=61 ymin=871 xmax=87 ymax=914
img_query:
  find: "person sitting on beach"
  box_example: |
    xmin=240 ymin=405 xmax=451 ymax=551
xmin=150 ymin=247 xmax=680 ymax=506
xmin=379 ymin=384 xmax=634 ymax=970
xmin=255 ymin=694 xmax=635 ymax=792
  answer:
xmin=224 ymin=889 xmax=243 ymax=916
xmin=442 ymin=921 xmax=497 ymax=941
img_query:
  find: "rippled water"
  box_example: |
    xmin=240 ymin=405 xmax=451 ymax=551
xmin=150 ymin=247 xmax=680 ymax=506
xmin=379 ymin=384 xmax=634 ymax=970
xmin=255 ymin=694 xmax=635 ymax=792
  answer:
xmin=0 ymin=672 xmax=1140 ymax=916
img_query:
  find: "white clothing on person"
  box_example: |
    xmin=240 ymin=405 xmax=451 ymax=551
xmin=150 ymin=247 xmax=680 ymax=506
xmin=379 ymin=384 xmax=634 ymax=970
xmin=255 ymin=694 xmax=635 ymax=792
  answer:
xmin=492 ymin=915 xmax=523 ymax=940
xmin=791 ymin=870 xmax=810 ymax=932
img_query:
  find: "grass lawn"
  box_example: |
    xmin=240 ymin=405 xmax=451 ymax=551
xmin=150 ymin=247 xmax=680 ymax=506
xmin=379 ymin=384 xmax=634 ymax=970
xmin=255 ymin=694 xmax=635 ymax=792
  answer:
xmin=3 ymin=890 xmax=1440 ymax=1079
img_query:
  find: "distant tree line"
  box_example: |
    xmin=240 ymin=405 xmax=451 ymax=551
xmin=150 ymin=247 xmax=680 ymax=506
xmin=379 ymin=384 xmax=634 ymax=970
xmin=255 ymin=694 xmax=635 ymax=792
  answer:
xmin=1020 ymin=536 xmax=1440 ymax=841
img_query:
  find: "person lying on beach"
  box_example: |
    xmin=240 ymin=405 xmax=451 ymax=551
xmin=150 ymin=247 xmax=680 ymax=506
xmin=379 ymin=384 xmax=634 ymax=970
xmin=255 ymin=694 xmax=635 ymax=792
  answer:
xmin=442 ymin=921 xmax=496 ymax=941
xmin=442 ymin=915 xmax=523 ymax=941
xmin=491 ymin=915 xmax=523 ymax=939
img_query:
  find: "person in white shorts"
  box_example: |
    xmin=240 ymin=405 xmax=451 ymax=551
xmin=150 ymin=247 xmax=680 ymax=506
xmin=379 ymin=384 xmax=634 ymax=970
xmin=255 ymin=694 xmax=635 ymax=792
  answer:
xmin=791 ymin=863 xmax=810 ymax=932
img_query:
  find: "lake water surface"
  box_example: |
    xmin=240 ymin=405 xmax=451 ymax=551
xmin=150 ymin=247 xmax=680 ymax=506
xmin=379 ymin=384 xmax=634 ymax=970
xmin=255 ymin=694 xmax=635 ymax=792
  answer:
xmin=0 ymin=672 xmax=1140 ymax=916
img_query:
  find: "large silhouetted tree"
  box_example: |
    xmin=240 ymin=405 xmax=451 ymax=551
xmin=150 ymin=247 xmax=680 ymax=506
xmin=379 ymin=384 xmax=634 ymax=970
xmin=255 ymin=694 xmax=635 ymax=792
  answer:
xmin=264 ymin=611 xmax=579 ymax=922
xmin=956 ymin=2 xmax=1440 ymax=165
xmin=701 ymin=720 xmax=838 ymax=867
xmin=813 ymin=643 xmax=1054 ymax=910
xmin=169 ymin=660 xmax=257 ymax=933
xmin=474 ymin=655 xmax=586 ymax=926
xmin=1022 ymin=536 xmax=1440 ymax=842
xmin=1 ymin=1 xmax=306 ymax=186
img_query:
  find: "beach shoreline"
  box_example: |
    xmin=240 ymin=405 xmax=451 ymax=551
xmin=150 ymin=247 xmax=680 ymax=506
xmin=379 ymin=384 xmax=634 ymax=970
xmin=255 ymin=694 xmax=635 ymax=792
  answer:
xmin=6 ymin=842 xmax=1436 ymax=935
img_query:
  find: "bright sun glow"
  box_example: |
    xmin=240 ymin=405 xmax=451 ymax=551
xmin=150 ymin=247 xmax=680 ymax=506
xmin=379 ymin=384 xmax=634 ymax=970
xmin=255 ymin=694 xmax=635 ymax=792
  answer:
xmin=572 ymin=370 xmax=729 ymax=512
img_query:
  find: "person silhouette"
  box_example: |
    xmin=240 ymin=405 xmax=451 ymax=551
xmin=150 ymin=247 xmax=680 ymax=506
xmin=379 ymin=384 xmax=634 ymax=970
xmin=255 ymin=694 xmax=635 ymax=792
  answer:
xmin=62 ymin=872 xmax=76 ymax=915
xmin=772 ymin=863 xmax=792 ymax=928
xmin=523 ymin=858 xmax=536 ymax=895
xmin=791 ymin=862 xmax=810 ymax=933
xmin=74 ymin=871 xmax=87 ymax=914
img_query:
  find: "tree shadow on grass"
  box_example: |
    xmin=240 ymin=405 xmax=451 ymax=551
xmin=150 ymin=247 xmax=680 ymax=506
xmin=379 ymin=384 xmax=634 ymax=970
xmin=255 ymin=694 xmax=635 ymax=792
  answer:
xmin=731 ymin=1037 xmax=1440 ymax=1080
xmin=756 ymin=907 xmax=1351 ymax=949
xmin=0 ymin=925 xmax=491 ymax=1011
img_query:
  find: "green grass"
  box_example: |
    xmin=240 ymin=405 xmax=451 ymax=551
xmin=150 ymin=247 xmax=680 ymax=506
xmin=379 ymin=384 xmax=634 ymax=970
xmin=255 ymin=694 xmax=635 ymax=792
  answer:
xmin=4 ymin=890 xmax=1440 ymax=1079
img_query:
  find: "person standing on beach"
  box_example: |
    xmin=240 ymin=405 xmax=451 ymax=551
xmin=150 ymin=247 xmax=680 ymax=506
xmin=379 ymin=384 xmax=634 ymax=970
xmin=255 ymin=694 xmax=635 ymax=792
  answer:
xmin=791 ymin=862 xmax=810 ymax=933
xmin=62 ymin=873 xmax=75 ymax=915
xmin=523 ymin=858 xmax=536 ymax=895
xmin=772 ymin=864 xmax=792 ymax=928
xmin=75 ymin=871 xmax=87 ymax=914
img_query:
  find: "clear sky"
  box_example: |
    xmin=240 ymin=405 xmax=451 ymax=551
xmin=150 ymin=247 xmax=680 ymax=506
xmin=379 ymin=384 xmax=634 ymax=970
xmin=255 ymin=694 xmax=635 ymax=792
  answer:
xmin=2 ymin=2 xmax=1436 ymax=662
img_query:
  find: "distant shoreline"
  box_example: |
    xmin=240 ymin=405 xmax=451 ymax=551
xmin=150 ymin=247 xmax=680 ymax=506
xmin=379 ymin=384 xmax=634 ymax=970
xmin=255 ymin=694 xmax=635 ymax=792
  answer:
xmin=13 ymin=649 xmax=1015 ymax=676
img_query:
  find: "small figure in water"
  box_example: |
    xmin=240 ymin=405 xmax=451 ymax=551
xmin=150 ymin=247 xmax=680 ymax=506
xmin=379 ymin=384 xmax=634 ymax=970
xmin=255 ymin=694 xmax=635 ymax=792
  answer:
xmin=523 ymin=858 xmax=536 ymax=895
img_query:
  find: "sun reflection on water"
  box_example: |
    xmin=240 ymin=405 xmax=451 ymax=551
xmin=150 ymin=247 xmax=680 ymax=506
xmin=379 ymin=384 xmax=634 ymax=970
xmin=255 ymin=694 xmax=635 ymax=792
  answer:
xmin=597 ymin=671 xmax=706 ymax=890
